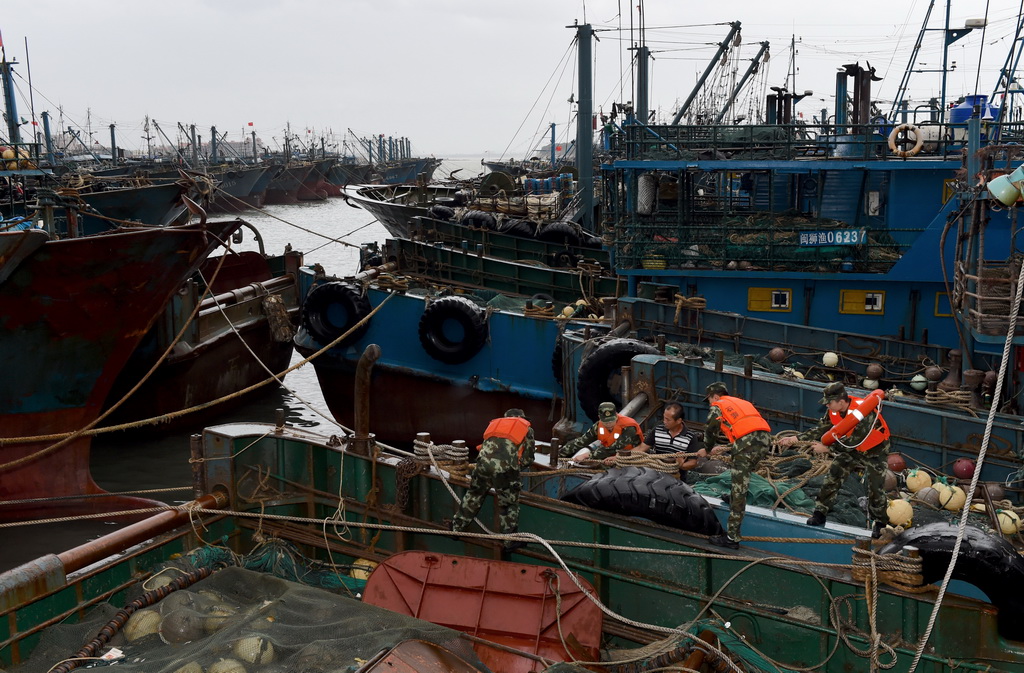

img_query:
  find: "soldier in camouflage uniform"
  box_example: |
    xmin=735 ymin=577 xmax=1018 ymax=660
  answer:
xmin=778 ymin=381 xmax=890 ymax=538
xmin=451 ymin=409 xmax=535 ymax=548
xmin=704 ymin=382 xmax=773 ymax=549
xmin=558 ymin=401 xmax=643 ymax=465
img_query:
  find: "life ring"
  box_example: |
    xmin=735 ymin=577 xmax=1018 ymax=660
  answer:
xmin=300 ymin=281 xmax=372 ymax=346
xmin=887 ymin=123 xmax=923 ymax=158
xmin=577 ymin=338 xmax=659 ymax=421
xmin=418 ymin=296 xmax=488 ymax=364
xmin=820 ymin=388 xmax=884 ymax=446
xmin=562 ymin=466 xmax=724 ymax=536
xmin=879 ymin=522 xmax=1024 ymax=641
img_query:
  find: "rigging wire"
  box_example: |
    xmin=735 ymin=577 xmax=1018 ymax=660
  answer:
xmin=494 ymin=38 xmax=576 ymax=162
xmin=974 ymin=0 xmax=993 ymax=96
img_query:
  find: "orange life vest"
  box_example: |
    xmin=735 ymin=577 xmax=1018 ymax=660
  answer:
xmin=482 ymin=416 xmax=532 ymax=458
xmin=827 ymin=395 xmax=889 ymax=452
xmin=711 ymin=396 xmax=771 ymax=442
xmin=597 ymin=414 xmax=644 ymax=449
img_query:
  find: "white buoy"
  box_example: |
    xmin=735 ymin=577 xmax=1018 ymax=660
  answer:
xmin=887 ymin=499 xmax=913 ymax=527
xmin=910 ymin=374 xmax=928 ymax=391
xmin=862 ymin=378 xmax=879 ymax=390
xmin=822 ymin=351 xmax=839 ymax=367
xmin=998 ymin=510 xmax=1021 ymax=535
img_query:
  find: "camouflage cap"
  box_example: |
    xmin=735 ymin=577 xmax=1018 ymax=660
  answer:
xmin=504 ymin=408 xmax=526 ymax=418
xmin=819 ymin=381 xmax=847 ymax=404
xmin=705 ymin=382 xmax=729 ymax=399
xmin=597 ymin=402 xmax=618 ymax=423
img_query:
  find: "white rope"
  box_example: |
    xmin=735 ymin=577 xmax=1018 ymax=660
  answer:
xmin=907 ymin=255 xmax=1024 ymax=673
xmin=414 ymin=438 xmax=495 ymax=535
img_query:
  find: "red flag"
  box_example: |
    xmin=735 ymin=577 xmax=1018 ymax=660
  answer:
xmin=247 ymin=122 xmax=254 ymax=126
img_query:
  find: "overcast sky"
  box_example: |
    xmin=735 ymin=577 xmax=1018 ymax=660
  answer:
xmin=3 ymin=1 xmax=1021 ymax=158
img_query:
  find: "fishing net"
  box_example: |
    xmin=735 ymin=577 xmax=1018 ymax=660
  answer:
xmin=13 ymin=563 xmax=488 ymax=673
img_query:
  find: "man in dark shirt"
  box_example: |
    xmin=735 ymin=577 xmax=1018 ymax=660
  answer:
xmin=635 ymin=401 xmax=706 ymax=479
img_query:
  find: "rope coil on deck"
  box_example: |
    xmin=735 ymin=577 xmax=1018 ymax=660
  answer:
xmin=413 ymin=438 xmax=471 ymax=476
xmin=610 ymin=451 xmax=681 ymax=476
xmin=924 ymin=388 xmax=973 ymax=410
xmin=850 ymin=546 xmax=928 ymax=593
xmin=673 ymin=293 xmax=707 ymax=325
xmin=373 ymin=273 xmax=411 ymax=292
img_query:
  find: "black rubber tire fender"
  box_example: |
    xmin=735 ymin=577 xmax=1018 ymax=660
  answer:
xmin=428 ymin=204 xmax=455 ymax=221
xmin=879 ymin=522 xmax=1024 ymax=640
xmin=461 ymin=210 xmax=497 ymax=230
xmin=301 ymin=281 xmax=372 ymax=346
xmin=551 ymin=338 xmax=564 ymax=386
xmin=562 ymin=467 xmax=724 ymax=536
xmin=536 ymin=220 xmax=581 ymax=246
xmin=577 ymin=338 xmax=659 ymax=421
xmin=500 ymin=218 xmax=537 ymax=238
xmin=418 ymin=296 xmax=488 ymax=364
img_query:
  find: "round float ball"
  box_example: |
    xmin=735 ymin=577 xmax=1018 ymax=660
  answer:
xmin=915 ymin=486 xmax=940 ymax=507
xmin=943 ymin=485 xmax=967 ymax=511
xmin=768 ymin=347 xmax=786 ymax=363
xmin=985 ymin=483 xmax=1005 ymax=502
xmin=822 ymin=351 xmax=839 ymax=367
xmin=866 ymin=363 xmax=884 ymax=379
xmin=350 ymin=558 xmax=378 ymax=581
xmin=887 ymin=453 xmax=907 ymax=472
xmin=924 ymin=366 xmax=944 ymax=382
xmin=984 ymin=370 xmax=997 ymax=388
xmin=887 ymin=499 xmax=913 ymax=527
xmin=997 ymin=509 xmax=1021 ymax=535
xmin=233 ymin=636 xmax=276 ymax=664
xmin=905 ymin=468 xmax=932 ymax=493
xmin=931 ymin=482 xmax=952 ymax=508
xmin=910 ymin=374 xmax=928 ymax=391
xmin=952 ymin=458 xmax=976 ymax=480
xmin=862 ymin=378 xmax=879 ymax=390
xmin=883 ymin=469 xmax=899 ymax=493
xmin=124 ymin=609 xmax=162 ymax=641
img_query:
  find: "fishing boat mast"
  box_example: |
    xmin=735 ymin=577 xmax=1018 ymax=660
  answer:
xmin=574 ymin=21 xmax=594 ymax=231
xmin=0 ymin=53 xmax=21 ymax=147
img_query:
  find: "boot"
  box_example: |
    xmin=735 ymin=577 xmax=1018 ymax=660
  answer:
xmin=806 ymin=511 xmax=827 ymax=526
xmin=502 ymin=526 xmax=527 ymax=552
xmin=503 ymin=540 xmax=528 ymax=553
xmin=709 ymin=534 xmax=739 ymax=549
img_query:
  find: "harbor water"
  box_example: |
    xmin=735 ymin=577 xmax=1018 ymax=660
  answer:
xmin=1 ymin=157 xmax=484 ymax=571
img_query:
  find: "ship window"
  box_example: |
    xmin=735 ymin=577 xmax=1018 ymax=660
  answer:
xmin=866 ymin=191 xmax=881 ymax=216
xmin=748 ymin=288 xmax=792 ymax=312
xmin=840 ymin=289 xmax=885 ymax=315
xmin=935 ymin=292 xmax=953 ymax=317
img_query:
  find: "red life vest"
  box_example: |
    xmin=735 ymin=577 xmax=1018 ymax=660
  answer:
xmin=482 ymin=416 xmax=532 ymax=458
xmin=711 ymin=396 xmax=770 ymax=442
xmin=827 ymin=395 xmax=889 ymax=452
xmin=597 ymin=414 xmax=643 ymax=449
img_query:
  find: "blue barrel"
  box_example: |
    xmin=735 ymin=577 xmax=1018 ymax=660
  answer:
xmin=950 ymin=94 xmax=999 ymax=124
xmin=949 ymin=94 xmax=1000 ymax=142
xmin=559 ymin=173 xmax=575 ymax=196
